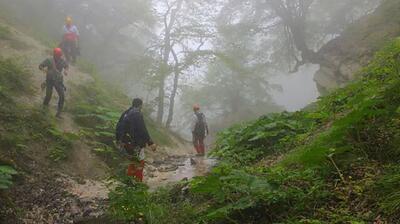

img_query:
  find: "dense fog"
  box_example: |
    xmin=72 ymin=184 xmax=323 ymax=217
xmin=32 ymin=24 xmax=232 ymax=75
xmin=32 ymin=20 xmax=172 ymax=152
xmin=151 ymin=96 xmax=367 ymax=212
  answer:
xmin=0 ymin=0 xmax=381 ymax=137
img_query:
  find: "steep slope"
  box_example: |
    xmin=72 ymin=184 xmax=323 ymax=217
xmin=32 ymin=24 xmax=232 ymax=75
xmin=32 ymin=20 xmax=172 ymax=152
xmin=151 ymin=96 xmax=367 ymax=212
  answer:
xmin=0 ymin=18 xmax=191 ymax=223
xmin=108 ymin=38 xmax=400 ymax=223
xmin=314 ymin=0 xmax=400 ymax=94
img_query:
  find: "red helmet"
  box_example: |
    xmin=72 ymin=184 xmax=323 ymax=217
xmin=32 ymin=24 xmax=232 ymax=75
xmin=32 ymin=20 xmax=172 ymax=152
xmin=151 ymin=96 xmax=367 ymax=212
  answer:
xmin=53 ymin=48 xmax=63 ymax=58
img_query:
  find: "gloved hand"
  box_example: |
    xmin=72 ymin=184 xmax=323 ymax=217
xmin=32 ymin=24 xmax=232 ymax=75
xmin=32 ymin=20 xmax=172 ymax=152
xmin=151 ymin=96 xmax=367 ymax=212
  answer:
xmin=148 ymin=143 xmax=157 ymax=152
xmin=41 ymin=82 xmax=46 ymax=91
xmin=118 ymin=142 xmax=128 ymax=156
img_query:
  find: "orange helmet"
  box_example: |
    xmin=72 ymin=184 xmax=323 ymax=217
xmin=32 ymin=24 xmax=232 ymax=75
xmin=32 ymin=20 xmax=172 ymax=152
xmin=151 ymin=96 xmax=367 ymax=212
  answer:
xmin=193 ymin=104 xmax=200 ymax=111
xmin=53 ymin=47 xmax=63 ymax=58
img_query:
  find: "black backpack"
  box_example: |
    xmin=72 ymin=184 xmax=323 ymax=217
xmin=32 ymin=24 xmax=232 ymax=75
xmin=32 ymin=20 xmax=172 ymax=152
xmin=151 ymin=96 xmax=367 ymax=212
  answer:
xmin=194 ymin=113 xmax=206 ymax=136
xmin=116 ymin=109 xmax=131 ymax=143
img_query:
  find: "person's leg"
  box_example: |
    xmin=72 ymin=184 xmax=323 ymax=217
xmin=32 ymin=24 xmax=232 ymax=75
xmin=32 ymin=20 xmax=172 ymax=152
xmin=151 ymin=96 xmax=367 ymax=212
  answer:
xmin=127 ymin=162 xmax=136 ymax=177
xmin=54 ymin=82 xmax=65 ymax=117
xmin=71 ymin=41 xmax=77 ymax=63
xmin=193 ymin=134 xmax=200 ymax=154
xmin=43 ymin=80 xmax=54 ymax=107
xmin=64 ymin=41 xmax=72 ymax=63
xmin=199 ymin=136 xmax=205 ymax=155
xmin=127 ymin=148 xmax=146 ymax=182
xmin=134 ymin=160 xmax=145 ymax=182
xmin=127 ymin=160 xmax=145 ymax=182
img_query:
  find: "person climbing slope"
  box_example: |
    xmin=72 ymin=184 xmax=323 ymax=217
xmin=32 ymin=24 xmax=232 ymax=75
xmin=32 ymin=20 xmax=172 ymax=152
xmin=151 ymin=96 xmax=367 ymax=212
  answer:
xmin=191 ymin=104 xmax=209 ymax=156
xmin=116 ymin=98 xmax=157 ymax=182
xmin=39 ymin=47 xmax=69 ymax=118
xmin=61 ymin=16 xmax=80 ymax=63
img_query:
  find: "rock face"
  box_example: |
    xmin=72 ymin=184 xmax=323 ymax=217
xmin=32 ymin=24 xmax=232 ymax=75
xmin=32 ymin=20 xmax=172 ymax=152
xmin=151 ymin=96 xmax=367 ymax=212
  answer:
xmin=314 ymin=0 xmax=400 ymax=94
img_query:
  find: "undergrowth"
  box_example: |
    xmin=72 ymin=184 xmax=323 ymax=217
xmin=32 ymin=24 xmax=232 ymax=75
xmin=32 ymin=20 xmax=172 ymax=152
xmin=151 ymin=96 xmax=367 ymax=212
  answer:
xmin=68 ymin=60 xmax=175 ymax=168
xmin=0 ymin=58 xmax=74 ymax=183
xmin=108 ymin=38 xmax=400 ymax=223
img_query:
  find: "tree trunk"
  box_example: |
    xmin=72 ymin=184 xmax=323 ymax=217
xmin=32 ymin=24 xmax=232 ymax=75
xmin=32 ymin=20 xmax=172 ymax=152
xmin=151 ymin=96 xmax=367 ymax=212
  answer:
xmin=166 ymin=49 xmax=181 ymax=129
xmin=156 ymin=0 xmax=184 ymax=124
xmin=165 ymin=70 xmax=180 ymax=129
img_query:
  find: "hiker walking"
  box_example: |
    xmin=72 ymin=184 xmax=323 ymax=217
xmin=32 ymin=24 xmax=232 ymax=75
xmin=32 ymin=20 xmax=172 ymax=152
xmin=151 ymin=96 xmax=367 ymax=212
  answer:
xmin=191 ymin=104 xmax=209 ymax=156
xmin=116 ymin=98 xmax=157 ymax=182
xmin=60 ymin=16 xmax=80 ymax=63
xmin=39 ymin=48 xmax=68 ymax=118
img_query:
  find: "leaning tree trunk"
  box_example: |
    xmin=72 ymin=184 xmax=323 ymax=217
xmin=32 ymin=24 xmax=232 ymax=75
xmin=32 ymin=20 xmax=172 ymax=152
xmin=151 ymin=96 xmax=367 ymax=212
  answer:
xmin=156 ymin=0 xmax=184 ymax=124
xmin=165 ymin=49 xmax=181 ymax=129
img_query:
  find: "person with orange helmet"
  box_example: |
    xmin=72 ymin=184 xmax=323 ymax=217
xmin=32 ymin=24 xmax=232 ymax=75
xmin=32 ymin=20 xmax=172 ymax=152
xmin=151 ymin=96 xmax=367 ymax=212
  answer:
xmin=61 ymin=16 xmax=80 ymax=63
xmin=39 ymin=47 xmax=69 ymax=118
xmin=191 ymin=104 xmax=209 ymax=156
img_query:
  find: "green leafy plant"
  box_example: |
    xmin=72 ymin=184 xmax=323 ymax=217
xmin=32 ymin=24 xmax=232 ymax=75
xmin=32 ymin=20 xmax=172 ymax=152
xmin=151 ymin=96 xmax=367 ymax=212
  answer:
xmin=0 ymin=165 xmax=17 ymax=189
xmin=0 ymin=25 xmax=12 ymax=40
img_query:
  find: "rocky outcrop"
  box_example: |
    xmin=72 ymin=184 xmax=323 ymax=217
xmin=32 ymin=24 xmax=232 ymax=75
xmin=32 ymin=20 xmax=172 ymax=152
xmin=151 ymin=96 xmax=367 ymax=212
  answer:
xmin=314 ymin=0 xmax=400 ymax=94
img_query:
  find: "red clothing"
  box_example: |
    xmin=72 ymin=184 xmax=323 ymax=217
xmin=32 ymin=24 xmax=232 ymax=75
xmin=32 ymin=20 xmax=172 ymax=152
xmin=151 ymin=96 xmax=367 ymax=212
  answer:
xmin=63 ymin=25 xmax=79 ymax=41
xmin=127 ymin=160 xmax=145 ymax=182
xmin=193 ymin=135 xmax=205 ymax=155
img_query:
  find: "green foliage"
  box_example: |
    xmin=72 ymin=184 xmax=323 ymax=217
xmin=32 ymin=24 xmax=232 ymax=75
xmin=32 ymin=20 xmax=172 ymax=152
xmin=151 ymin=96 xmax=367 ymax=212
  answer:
xmin=373 ymin=165 xmax=400 ymax=221
xmin=0 ymin=25 xmax=12 ymax=40
xmin=108 ymin=38 xmax=400 ymax=223
xmin=0 ymin=165 xmax=17 ymax=189
xmin=188 ymin=165 xmax=328 ymax=223
xmin=212 ymin=112 xmax=317 ymax=165
xmin=0 ymin=57 xmax=32 ymax=101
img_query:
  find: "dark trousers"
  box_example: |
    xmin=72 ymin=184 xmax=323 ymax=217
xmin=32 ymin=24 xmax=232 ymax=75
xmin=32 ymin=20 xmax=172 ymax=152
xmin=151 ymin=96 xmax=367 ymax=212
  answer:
xmin=193 ymin=134 xmax=205 ymax=155
xmin=61 ymin=40 xmax=77 ymax=63
xmin=43 ymin=79 xmax=65 ymax=113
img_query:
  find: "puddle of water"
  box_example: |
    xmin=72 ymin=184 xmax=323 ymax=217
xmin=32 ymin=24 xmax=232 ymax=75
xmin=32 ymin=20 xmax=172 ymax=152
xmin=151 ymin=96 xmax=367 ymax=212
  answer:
xmin=146 ymin=156 xmax=216 ymax=189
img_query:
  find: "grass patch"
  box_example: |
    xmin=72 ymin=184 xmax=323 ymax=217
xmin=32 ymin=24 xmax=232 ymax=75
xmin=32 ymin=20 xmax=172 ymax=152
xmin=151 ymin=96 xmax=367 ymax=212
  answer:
xmin=0 ymin=25 xmax=12 ymax=40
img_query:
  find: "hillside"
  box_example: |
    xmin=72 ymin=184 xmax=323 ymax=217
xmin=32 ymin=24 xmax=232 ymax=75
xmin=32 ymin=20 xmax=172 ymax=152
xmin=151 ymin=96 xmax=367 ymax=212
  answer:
xmin=1 ymin=1 xmax=400 ymax=224
xmin=106 ymin=38 xmax=400 ymax=223
xmin=0 ymin=19 xmax=197 ymax=223
xmin=314 ymin=0 xmax=400 ymax=94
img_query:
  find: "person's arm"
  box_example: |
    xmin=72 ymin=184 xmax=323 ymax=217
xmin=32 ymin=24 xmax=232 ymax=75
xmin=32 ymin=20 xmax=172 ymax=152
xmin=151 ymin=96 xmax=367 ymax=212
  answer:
xmin=136 ymin=114 xmax=153 ymax=146
xmin=190 ymin=114 xmax=197 ymax=134
xmin=39 ymin=59 xmax=49 ymax=71
xmin=62 ymin=25 xmax=67 ymax=40
xmin=203 ymin=114 xmax=209 ymax=135
xmin=115 ymin=110 xmax=128 ymax=142
xmin=74 ymin=26 xmax=80 ymax=38
xmin=63 ymin=60 xmax=69 ymax=76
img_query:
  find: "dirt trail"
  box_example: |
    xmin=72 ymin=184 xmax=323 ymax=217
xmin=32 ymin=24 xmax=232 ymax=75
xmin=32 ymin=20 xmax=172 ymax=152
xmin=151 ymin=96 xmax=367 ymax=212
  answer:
xmin=1 ymin=19 xmax=216 ymax=223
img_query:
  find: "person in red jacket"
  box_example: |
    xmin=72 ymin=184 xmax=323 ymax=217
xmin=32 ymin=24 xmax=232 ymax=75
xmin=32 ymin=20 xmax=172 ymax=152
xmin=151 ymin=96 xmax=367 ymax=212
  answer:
xmin=61 ymin=16 xmax=80 ymax=63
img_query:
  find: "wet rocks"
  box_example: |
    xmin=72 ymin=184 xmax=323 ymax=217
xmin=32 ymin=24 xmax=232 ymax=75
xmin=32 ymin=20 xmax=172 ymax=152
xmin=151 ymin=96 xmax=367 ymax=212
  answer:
xmin=157 ymin=164 xmax=179 ymax=172
xmin=9 ymin=172 xmax=109 ymax=224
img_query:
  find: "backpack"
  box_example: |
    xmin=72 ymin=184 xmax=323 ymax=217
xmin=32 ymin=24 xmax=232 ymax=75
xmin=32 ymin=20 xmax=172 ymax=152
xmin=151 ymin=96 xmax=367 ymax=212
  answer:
xmin=115 ymin=108 xmax=140 ymax=143
xmin=116 ymin=109 xmax=131 ymax=143
xmin=194 ymin=112 xmax=206 ymax=136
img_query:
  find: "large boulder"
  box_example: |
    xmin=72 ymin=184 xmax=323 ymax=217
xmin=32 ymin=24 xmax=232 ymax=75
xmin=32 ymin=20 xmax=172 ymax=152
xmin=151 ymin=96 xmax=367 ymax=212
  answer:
xmin=314 ymin=0 xmax=400 ymax=94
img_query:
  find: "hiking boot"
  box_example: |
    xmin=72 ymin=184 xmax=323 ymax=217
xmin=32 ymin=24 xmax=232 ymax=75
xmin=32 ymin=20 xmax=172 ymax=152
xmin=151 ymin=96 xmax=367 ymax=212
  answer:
xmin=41 ymin=104 xmax=49 ymax=112
xmin=55 ymin=111 xmax=62 ymax=118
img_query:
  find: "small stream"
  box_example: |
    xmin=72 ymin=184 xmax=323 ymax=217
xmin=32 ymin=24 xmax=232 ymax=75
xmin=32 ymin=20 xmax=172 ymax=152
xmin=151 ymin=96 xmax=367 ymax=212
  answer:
xmin=146 ymin=156 xmax=217 ymax=189
xmin=67 ymin=155 xmax=217 ymax=223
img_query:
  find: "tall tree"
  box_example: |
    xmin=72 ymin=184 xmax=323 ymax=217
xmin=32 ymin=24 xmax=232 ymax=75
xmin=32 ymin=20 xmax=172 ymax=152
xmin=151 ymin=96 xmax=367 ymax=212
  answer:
xmin=151 ymin=0 xmax=217 ymax=127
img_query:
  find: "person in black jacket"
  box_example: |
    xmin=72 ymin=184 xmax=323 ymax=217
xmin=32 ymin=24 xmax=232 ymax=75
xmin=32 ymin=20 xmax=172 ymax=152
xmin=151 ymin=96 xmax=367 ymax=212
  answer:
xmin=116 ymin=98 xmax=156 ymax=182
xmin=39 ymin=48 xmax=69 ymax=118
